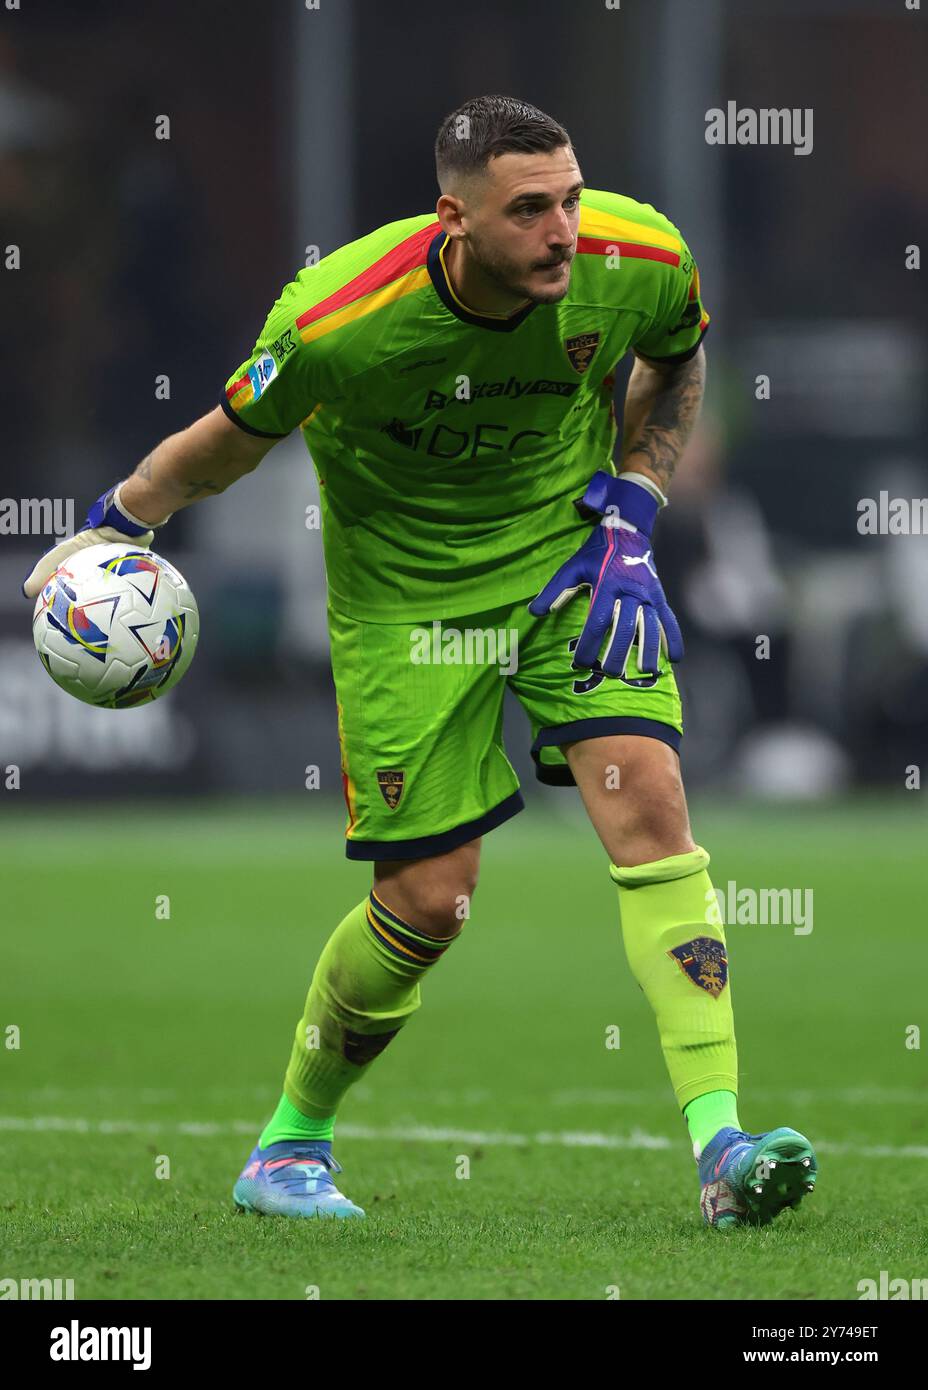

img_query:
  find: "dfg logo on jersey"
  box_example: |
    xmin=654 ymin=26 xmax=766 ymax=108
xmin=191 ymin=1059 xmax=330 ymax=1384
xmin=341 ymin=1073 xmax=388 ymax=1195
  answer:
xmin=247 ymin=352 xmax=277 ymax=401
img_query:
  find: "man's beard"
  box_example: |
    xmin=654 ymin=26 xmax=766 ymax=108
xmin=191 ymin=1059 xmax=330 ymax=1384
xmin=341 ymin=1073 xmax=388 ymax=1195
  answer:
xmin=466 ymin=230 xmax=572 ymax=306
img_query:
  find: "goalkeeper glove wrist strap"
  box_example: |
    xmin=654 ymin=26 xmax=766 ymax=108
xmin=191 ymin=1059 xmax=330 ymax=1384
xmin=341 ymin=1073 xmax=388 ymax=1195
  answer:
xmin=573 ymin=469 xmax=663 ymax=538
xmin=616 ymin=470 xmax=669 ymax=509
xmin=85 ymin=483 xmax=172 ymax=536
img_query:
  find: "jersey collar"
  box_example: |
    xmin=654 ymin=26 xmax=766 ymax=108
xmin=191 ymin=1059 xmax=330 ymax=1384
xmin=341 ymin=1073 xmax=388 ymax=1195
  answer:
xmin=427 ymin=230 xmax=538 ymax=332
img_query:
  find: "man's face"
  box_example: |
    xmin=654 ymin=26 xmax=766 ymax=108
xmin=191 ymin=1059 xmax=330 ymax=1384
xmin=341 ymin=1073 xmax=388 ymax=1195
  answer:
xmin=455 ymin=146 xmax=583 ymax=305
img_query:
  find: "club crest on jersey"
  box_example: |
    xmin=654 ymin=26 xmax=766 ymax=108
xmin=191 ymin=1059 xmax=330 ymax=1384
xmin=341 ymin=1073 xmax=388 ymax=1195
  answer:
xmin=668 ymin=937 xmax=728 ymax=998
xmin=564 ymin=331 xmax=600 ymax=374
xmin=376 ymin=769 xmax=405 ymax=810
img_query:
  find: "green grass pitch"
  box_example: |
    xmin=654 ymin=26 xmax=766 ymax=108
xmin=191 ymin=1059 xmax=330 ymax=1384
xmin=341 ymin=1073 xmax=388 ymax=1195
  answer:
xmin=1 ymin=794 xmax=926 ymax=1300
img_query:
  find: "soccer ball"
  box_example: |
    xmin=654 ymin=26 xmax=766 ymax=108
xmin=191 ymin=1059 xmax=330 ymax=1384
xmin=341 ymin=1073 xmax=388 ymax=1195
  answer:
xmin=31 ymin=542 xmax=199 ymax=709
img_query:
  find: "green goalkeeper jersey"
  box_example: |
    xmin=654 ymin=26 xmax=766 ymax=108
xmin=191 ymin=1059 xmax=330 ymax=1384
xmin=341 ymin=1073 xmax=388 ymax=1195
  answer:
xmin=221 ymin=187 xmax=709 ymax=621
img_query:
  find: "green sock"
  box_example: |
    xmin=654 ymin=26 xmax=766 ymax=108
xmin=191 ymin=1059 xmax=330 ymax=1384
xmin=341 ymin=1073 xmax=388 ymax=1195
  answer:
xmin=259 ymin=1093 xmax=335 ymax=1148
xmin=611 ymin=846 xmax=739 ymax=1117
xmin=683 ymin=1089 xmax=742 ymax=1158
xmin=280 ymin=892 xmax=461 ymax=1122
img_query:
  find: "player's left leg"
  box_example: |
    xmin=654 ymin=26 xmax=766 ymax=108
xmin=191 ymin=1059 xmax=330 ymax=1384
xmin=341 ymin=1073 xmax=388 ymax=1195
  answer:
xmin=565 ymin=732 xmax=817 ymax=1227
xmin=565 ymin=733 xmax=739 ymax=1138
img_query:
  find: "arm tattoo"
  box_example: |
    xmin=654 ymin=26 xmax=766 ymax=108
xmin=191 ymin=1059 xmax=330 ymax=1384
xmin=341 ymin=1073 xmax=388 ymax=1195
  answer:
xmin=181 ymin=478 xmax=222 ymax=501
xmin=135 ymin=454 xmax=154 ymax=482
xmin=621 ymin=349 xmax=706 ymax=495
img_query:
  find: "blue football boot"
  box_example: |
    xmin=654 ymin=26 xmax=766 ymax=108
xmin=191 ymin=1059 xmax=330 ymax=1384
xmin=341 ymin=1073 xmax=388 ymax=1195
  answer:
xmin=233 ymin=1140 xmax=365 ymax=1219
xmin=698 ymin=1125 xmax=817 ymax=1228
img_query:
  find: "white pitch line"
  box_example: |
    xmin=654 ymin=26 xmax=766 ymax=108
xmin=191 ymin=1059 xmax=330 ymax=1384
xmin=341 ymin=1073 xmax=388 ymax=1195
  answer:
xmin=1 ymin=1116 xmax=927 ymax=1160
xmin=549 ymin=1087 xmax=928 ymax=1107
xmin=7 ymin=1085 xmax=926 ymax=1107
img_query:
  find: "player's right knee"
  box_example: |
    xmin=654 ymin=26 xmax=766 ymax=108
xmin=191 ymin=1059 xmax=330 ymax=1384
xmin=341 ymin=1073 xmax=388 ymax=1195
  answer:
xmin=373 ymin=843 xmax=480 ymax=939
xmin=387 ymin=874 xmax=478 ymax=937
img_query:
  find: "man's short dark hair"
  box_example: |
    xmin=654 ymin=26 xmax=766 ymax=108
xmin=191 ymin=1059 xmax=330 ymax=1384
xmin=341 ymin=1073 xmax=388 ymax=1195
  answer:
xmin=435 ymin=95 xmax=572 ymax=192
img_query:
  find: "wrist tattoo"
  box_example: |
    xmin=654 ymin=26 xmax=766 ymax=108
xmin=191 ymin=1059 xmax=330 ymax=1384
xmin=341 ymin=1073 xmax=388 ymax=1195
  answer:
xmin=182 ymin=478 xmax=222 ymax=500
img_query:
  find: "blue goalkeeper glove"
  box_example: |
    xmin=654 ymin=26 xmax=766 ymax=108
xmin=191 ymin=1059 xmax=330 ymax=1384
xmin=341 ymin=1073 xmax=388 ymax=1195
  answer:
xmin=527 ymin=471 xmax=683 ymax=678
xmin=22 ymin=483 xmax=170 ymax=599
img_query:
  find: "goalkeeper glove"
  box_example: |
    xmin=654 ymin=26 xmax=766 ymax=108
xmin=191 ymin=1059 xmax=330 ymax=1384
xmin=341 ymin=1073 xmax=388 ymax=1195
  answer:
xmin=22 ymin=483 xmax=171 ymax=599
xmin=528 ymin=470 xmax=683 ymax=678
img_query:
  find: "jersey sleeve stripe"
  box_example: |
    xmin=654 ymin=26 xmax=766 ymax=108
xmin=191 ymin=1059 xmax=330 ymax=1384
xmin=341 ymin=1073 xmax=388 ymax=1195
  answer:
xmin=575 ymin=235 xmax=681 ymax=267
xmin=226 ymin=372 xmax=253 ymax=406
xmin=299 ymin=265 xmax=432 ymax=347
xmin=295 ymin=222 xmax=439 ymax=335
xmin=578 ymin=207 xmax=682 ymax=252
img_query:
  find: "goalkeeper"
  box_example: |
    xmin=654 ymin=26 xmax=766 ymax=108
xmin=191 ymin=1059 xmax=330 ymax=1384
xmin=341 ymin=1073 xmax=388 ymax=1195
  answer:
xmin=24 ymin=95 xmax=817 ymax=1228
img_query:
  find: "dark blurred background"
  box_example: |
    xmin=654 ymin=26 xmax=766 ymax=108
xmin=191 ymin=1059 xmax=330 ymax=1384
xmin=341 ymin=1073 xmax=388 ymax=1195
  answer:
xmin=2 ymin=0 xmax=926 ymax=804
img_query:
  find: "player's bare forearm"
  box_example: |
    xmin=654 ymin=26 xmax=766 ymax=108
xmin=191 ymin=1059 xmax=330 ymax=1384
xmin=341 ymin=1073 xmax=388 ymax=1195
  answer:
xmin=119 ymin=406 xmax=278 ymax=524
xmin=619 ymin=345 xmax=706 ymax=496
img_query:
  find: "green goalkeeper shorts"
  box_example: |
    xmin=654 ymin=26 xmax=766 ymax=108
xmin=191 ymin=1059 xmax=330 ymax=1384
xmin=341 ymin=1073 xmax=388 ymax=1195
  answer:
xmin=330 ymin=596 xmax=683 ymax=860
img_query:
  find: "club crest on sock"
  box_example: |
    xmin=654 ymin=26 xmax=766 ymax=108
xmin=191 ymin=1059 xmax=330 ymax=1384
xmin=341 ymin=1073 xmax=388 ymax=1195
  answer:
xmin=667 ymin=936 xmax=729 ymax=998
